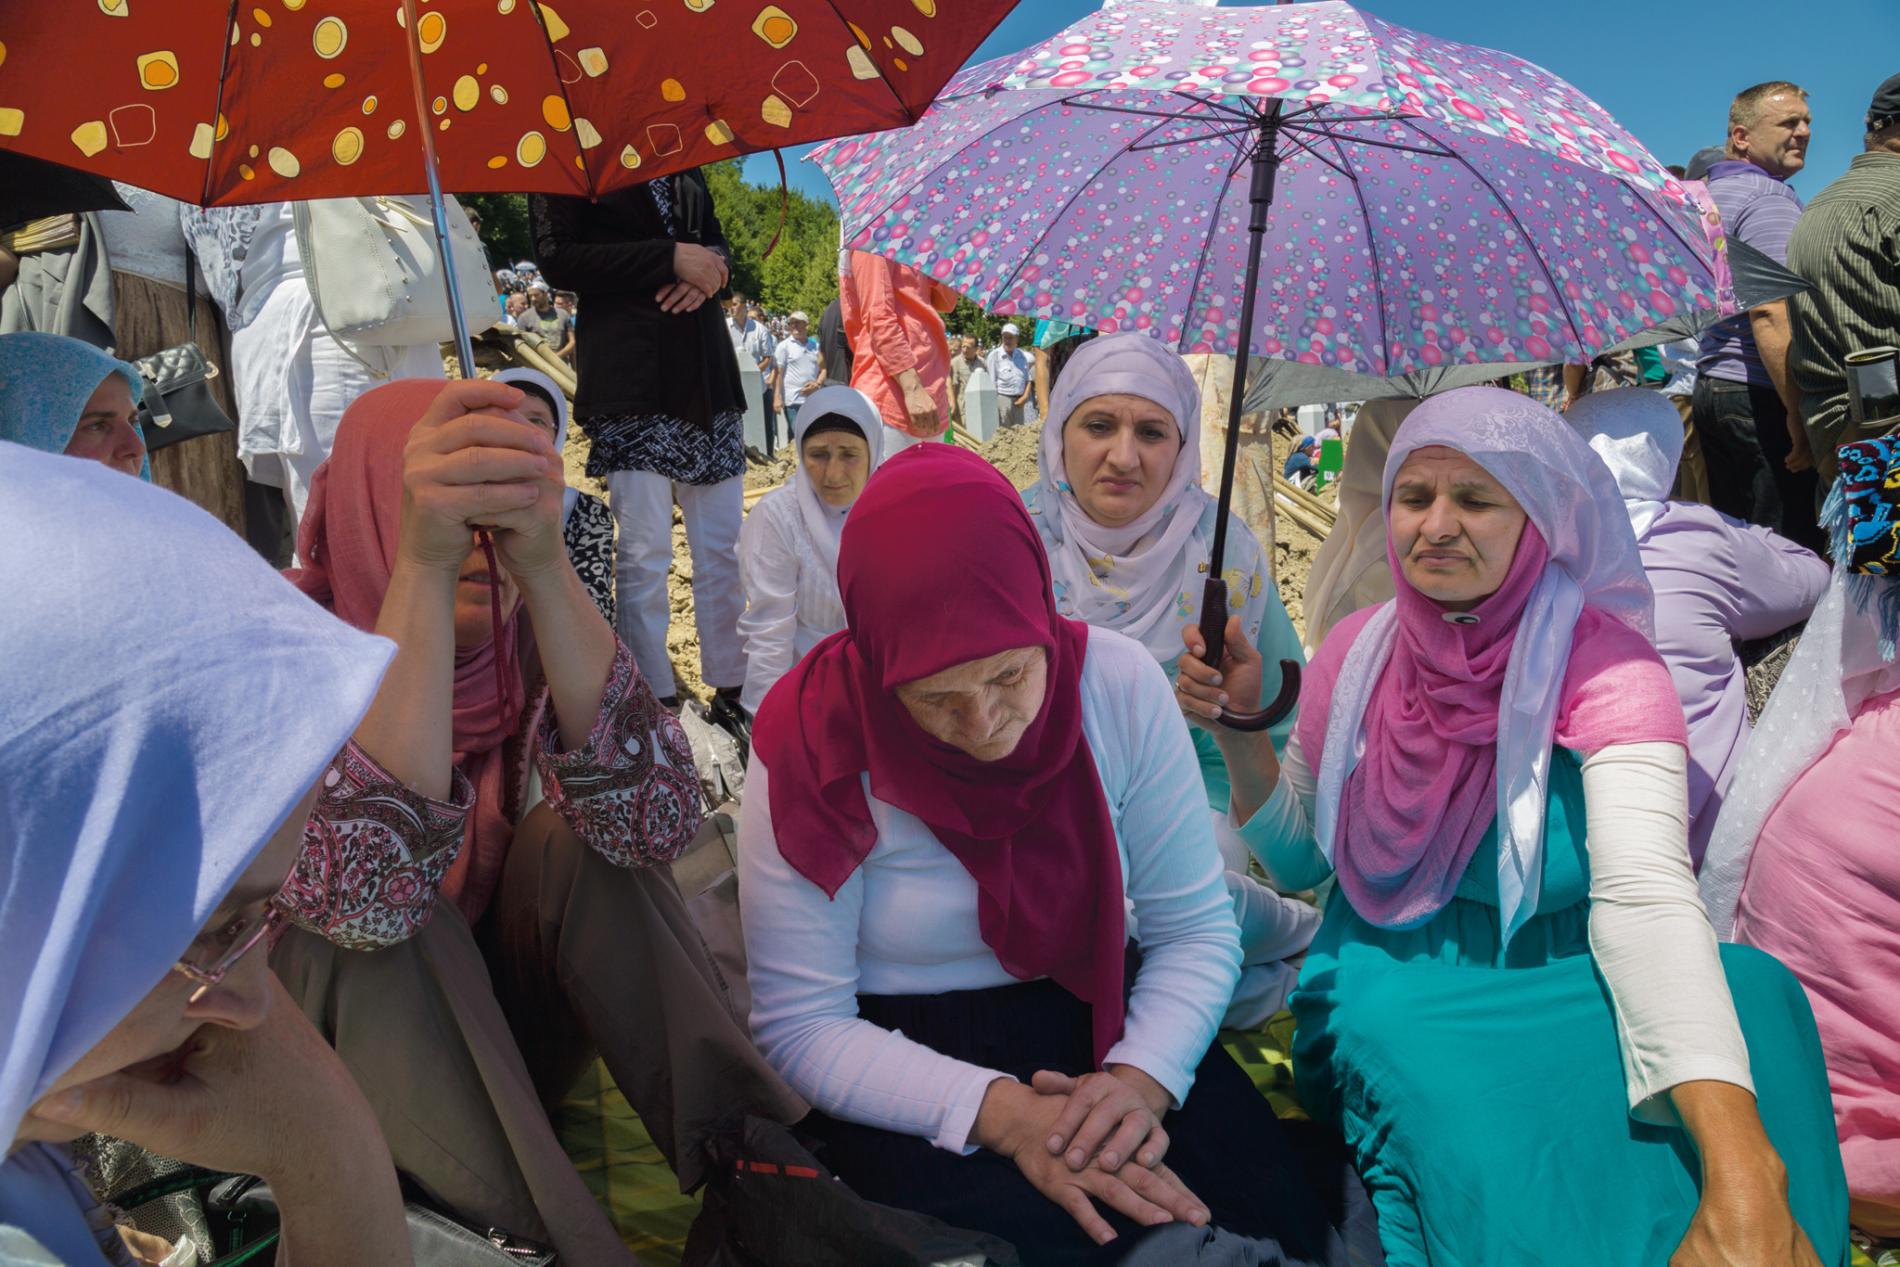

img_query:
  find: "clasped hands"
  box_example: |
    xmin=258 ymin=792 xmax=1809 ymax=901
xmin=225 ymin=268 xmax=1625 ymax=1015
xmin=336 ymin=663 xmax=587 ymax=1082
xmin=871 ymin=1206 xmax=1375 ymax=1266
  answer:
xmin=975 ymin=1063 xmax=1210 ymax=1246
xmin=398 ymin=379 xmax=568 ymax=585
xmin=655 ymin=241 xmax=730 ymax=314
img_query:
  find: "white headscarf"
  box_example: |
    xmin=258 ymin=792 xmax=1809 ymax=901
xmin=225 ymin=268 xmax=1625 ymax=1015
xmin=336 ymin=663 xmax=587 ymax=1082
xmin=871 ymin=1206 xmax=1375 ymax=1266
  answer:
xmin=1567 ymin=388 xmax=1685 ymax=542
xmin=1700 ymin=497 xmax=1900 ymax=937
xmin=790 ymin=384 xmax=886 ymax=577
xmin=1301 ymin=399 xmax=1416 ymax=653
xmin=1313 ymin=388 xmax=1658 ymax=944
xmin=1033 ymin=332 xmax=1271 ymax=661
xmin=490 ymin=367 xmax=581 ymax=525
xmin=0 ymin=445 xmax=391 ymax=1261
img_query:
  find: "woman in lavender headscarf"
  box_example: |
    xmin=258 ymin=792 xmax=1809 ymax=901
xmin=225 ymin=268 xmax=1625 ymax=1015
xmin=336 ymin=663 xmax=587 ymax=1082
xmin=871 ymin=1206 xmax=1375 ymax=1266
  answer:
xmin=1182 ymin=387 xmax=1846 ymax=1266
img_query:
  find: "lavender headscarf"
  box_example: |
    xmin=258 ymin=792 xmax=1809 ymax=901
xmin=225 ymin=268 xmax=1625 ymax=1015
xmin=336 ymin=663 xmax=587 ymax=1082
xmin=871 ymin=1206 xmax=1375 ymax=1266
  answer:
xmin=0 ymin=446 xmax=390 ymax=1262
xmin=1311 ymin=387 xmax=1661 ymax=942
xmin=1032 ymin=331 xmax=1272 ymax=662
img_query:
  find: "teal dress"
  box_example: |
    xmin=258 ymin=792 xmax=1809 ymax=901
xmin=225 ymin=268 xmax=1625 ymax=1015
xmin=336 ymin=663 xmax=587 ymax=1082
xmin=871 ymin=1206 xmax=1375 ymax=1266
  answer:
xmin=1291 ymin=749 xmax=1849 ymax=1266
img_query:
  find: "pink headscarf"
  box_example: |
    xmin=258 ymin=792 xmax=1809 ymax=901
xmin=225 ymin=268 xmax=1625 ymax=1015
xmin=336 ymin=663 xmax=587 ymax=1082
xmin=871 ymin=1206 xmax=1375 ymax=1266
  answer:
xmin=287 ymin=379 xmax=526 ymax=924
xmin=1297 ymin=387 xmax=1686 ymax=938
xmin=751 ymin=444 xmax=1130 ymax=1065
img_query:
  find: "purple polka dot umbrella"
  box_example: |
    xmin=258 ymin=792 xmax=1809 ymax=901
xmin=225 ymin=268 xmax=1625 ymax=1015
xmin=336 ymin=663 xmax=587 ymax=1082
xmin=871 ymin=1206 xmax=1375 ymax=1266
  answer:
xmin=813 ymin=0 xmax=1727 ymax=729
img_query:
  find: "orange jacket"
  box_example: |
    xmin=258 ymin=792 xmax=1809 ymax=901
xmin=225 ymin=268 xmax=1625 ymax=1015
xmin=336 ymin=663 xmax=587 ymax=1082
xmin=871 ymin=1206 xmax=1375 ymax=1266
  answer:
xmin=839 ymin=250 xmax=958 ymax=437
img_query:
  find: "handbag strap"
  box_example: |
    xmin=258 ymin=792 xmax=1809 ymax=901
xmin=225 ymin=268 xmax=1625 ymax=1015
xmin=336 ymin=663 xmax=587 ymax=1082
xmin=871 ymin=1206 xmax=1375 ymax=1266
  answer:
xmin=186 ymin=250 xmax=200 ymax=347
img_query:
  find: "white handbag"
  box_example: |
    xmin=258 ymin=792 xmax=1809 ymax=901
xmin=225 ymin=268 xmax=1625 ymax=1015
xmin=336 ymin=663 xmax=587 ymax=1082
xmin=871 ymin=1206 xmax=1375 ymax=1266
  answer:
xmin=294 ymin=194 xmax=496 ymax=348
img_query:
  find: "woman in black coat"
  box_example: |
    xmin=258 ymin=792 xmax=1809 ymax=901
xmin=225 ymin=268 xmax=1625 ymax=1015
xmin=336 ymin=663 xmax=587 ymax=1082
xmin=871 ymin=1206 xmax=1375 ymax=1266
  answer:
xmin=531 ymin=170 xmax=750 ymax=720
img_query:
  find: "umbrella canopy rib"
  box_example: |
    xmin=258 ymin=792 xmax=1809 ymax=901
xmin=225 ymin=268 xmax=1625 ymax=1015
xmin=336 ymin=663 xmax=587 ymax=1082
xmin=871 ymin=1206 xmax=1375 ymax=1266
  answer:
xmin=200 ymin=0 xmax=241 ymax=208
xmin=820 ymin=0 xmax=921 ymax=127
xmin=1402 ymin=117 xmax=1590 ymax=357
xmin=1128 ymin=126 xmax=1255 ymax=155
xmin=526 ymin=3 xmax=596 ymax=197
xmin=1273 ymin=129 xmax=1353 ymax=181
xmin=1172 ymin=130 xmax=1254 ymax=357
xmin=984 ymin=108 xmax=1187 ymax=326
xmin=839 ymin=97 xmax=1058 ymax=265
xmin=1314 ymin=127 xmax=1397 ymax=378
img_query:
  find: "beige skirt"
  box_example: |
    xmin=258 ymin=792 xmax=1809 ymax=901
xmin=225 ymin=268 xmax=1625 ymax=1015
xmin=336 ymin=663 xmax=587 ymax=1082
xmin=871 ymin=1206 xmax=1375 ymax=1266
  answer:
xmin=272 ymin=806 xmax=805 ymax=1263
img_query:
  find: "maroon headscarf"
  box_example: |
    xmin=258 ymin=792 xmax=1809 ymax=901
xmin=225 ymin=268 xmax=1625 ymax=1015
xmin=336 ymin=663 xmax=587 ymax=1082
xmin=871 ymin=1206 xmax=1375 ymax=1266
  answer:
xmin=287 ymin=379 xmax=526 ymax=924
xmin=752 ymin=444 xmax=1130 ymax=1064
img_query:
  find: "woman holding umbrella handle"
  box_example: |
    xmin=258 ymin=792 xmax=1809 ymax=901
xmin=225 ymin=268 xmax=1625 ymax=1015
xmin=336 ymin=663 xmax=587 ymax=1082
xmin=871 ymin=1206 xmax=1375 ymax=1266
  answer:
xmin=1026 ymin=333 xmax=1338 ymax=1032
xmin=1232 ymin=387 xmax=1846 ymax=1267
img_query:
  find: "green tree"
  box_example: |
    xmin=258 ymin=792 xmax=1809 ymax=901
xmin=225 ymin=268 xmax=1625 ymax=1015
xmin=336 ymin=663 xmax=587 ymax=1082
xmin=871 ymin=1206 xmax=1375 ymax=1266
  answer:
xmin=455 ymin=193 xmax=532 ymax=270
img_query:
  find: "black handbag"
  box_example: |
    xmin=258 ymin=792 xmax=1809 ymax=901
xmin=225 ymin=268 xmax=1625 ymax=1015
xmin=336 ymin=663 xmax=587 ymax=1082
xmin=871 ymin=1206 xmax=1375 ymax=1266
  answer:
xmin=111 ymin=1168 xmax=554 ymax=1266
xmin=132 ymin=265 xmax=236 ymax=452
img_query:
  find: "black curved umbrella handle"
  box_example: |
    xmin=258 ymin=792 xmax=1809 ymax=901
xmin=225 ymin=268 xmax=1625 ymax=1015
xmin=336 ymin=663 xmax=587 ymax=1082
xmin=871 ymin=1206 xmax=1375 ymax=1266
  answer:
xmin=1195 ymin=576 xmax=1302 ymax=733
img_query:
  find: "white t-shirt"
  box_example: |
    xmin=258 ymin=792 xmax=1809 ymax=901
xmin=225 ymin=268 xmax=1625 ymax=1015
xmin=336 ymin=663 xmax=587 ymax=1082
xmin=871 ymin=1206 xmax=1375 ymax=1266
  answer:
xmin=775 ymin=337 xmax=821 ymax=402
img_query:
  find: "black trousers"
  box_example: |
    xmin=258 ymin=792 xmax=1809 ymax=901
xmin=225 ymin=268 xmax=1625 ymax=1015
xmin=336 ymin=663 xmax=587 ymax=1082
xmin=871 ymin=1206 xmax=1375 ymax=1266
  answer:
xmin=796 ymin=973 xmax=1384 ymax=1267
xmin=1692 ymin=376 xmax=1824 ymax=553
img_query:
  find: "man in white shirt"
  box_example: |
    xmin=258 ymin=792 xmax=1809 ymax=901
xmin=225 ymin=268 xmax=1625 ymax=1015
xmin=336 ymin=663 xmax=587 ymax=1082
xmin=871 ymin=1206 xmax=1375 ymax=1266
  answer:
xmin=773 ymin=310 xmax=825 ymax=432
xmin=986 ymin=323 xmax=1034 ymax=427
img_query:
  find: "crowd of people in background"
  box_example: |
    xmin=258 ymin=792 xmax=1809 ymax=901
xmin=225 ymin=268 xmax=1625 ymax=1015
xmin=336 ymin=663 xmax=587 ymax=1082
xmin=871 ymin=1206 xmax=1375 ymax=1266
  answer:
xmin=3 ymin=62 xmax=1899 ymax=1267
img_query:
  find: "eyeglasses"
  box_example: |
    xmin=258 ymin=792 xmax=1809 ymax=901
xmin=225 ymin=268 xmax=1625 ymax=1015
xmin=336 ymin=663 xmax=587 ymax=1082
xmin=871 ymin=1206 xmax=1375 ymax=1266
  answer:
xmin=172 ymin=901 xmax=289 ymax=1003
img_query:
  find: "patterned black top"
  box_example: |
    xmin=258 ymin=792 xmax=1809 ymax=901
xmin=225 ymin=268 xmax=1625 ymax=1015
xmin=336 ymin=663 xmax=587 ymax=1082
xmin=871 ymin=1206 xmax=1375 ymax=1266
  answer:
xmin=581 ymin=408 xmax=744 ymax=486
xmin=563 ymin=491 xmax=616 ymax=623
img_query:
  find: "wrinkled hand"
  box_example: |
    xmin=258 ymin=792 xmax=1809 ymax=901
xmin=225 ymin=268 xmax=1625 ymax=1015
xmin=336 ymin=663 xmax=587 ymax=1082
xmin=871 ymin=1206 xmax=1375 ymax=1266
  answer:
xmin=29 ymin=975 xmax=387 ymax=1185
xmin=901 ymin=380 xmax=940 ymax=435
xmin=655 ymin=280 xmax=711 ymax=314
xmin=1033 ymin=1066 xmax=1171 ymax=1174
xmin=982 ymin=1083 xmax=1208 ymax=1246
xmin=1176 ymin=615 xmax=1261 ymax=732
xmin=672 ymin=242 xmax=729 ymax=296
xmin=397 ymin=379 xmax=555 ymax=575
xmin=1669 ymin=1171 xmax=1822 ymax=1267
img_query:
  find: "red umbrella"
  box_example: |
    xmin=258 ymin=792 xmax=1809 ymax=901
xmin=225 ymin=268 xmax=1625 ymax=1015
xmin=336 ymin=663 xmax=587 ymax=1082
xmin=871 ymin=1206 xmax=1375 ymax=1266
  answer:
xmin=0 ymin=0 xmax=1013 ymax=364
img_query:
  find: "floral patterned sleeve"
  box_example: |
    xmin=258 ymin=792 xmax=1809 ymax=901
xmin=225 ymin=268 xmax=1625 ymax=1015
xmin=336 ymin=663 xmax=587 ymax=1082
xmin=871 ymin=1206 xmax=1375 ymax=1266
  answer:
xmin=276 ymin=741 xmax=475 ymax=950
xmin=534 ymin=638 xmax=703 ymax=868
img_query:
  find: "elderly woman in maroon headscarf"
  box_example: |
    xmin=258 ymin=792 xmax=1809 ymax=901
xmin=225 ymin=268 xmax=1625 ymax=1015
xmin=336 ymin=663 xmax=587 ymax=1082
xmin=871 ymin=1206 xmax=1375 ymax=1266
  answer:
xmin=741 ymin=444 xmax=1381 ymax=1265
xmin=269 ymin=378 xmax=804 ymax=1264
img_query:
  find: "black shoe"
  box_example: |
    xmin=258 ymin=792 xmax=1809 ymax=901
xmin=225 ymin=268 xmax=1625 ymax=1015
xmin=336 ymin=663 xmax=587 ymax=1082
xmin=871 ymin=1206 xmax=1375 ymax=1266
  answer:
xmin=657 ymin=694 xmax=681 ymax=713
xmin=706 ymin=687 xmax=751 ymax=764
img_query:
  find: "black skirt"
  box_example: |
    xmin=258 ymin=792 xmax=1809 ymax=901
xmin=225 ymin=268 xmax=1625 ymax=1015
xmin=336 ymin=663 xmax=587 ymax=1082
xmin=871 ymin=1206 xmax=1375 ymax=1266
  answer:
xmin=796 ymin=972 xmax=1385 ymax=1267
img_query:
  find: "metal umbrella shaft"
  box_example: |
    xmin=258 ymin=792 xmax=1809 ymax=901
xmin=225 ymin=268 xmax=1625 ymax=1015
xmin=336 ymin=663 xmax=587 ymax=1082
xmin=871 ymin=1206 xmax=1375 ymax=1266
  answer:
xmin=399 ymin=0 xmax=478 ymax=382
xmin=1197 ymin=100 xmax=1300 ymax=732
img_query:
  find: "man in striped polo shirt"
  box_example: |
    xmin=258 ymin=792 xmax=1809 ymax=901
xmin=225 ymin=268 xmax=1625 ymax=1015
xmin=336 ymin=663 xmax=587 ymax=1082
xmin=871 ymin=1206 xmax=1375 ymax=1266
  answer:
xmin=1787 ymin=73 xmax=1900 ymax=490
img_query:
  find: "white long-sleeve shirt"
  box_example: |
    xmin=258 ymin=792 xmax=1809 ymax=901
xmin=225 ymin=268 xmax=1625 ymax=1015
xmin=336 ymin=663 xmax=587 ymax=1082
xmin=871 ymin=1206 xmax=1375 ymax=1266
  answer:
xmin=738 ymin=627 xmax=1244 ymax=1152
xmin=736 ymin=488 xmax=847 ymax=715
xmin=1226 ymin=733 xmax=1754 ymax=1124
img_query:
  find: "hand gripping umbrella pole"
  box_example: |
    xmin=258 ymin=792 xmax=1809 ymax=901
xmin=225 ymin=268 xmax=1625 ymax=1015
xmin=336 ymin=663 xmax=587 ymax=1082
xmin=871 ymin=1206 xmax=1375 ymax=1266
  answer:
xmin=1197 ymin=99 xmax=1301 ymax=733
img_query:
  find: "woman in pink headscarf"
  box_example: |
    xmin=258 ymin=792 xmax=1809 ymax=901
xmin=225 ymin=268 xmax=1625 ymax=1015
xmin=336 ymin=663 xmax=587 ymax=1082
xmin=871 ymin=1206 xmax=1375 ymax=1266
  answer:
xmin=269 ymin=378 xmax=803 ymax=1264
xmin=742 ymin=443 xmax=1382 ymax=1265
xmin=1178 ymin=387 xmax=1846 ymax=1266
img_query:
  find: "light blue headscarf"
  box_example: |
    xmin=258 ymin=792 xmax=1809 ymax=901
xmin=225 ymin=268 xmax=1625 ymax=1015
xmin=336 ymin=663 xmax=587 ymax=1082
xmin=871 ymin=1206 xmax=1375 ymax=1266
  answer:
xmin=0 ymin=445 xmax=393 ymax=1263
xmin=0 ymin=332 xmax=150 ymax=481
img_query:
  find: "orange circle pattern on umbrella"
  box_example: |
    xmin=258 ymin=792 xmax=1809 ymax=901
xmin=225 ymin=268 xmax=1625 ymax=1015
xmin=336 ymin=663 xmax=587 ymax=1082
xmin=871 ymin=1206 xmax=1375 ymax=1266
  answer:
xmin=0 ymin=0 xmax=1013 ymax=203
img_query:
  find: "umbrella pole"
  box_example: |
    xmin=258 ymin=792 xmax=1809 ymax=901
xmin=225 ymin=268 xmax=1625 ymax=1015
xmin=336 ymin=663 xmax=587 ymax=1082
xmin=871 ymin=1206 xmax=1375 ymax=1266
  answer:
xmin=1198 ymin=100 xmax=1301 ymax=732
xmin=399 ymin=0 xmax=477 ymax=381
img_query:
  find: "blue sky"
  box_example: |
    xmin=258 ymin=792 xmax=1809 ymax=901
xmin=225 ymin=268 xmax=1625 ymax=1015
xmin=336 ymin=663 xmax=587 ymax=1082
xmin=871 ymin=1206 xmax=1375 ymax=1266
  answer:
xmin=744 ymin=0 xmax=1898 ymax=206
